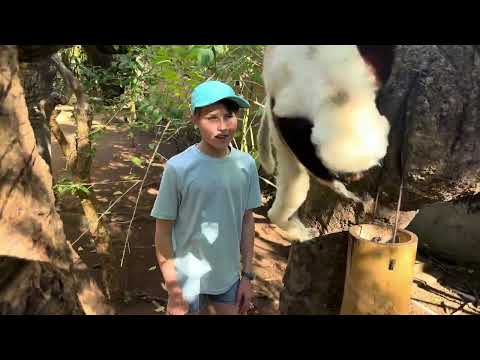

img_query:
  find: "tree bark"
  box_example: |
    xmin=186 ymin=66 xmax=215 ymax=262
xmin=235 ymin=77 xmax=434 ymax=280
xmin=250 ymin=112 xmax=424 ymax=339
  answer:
xmin=0 ymin=45 xmax=112 ymax=315
xmin=18 ymin=58 xmax=58 ymax=169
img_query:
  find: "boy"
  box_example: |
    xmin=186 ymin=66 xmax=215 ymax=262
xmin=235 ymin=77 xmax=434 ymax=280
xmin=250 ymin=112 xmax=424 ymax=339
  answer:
xmin=151 ymin=80 xmax=262 ymax=315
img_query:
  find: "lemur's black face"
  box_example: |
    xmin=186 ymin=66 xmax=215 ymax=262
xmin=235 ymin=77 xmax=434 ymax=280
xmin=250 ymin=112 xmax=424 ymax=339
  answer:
xmin=270 ymin=45 xmax=396 ymax=183
xmin=270 ymin=98 xmax=336 ymax=182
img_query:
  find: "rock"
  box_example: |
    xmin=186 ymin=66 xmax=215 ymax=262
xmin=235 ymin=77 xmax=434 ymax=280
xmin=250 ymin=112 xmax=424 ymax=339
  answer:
xmin=300 ymin=45 xmax=480 ymax=265
xmin=375 ymin=45 xmax=480 ymax=209
xmin=408 ymin=194 xmax=480 ymax=265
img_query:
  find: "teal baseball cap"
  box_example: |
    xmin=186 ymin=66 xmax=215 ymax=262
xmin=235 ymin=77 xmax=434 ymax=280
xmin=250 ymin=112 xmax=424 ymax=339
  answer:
xmin=191 ymin=80 xmax=250 ymax=112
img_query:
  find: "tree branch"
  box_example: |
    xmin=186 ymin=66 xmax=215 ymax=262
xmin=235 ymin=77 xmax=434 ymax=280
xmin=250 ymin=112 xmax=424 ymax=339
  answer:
xmin=47 ymin=103 xmax=78 ymax=170
xmin=50 ymin=52 xmax=121 ymax=301
xmin=50 ymin=53 xmax=93 ymax=173
xmin=51 ymin=54 xmax=76 ymax=103
xmin=45 ymin=54 xmax=80 ymax=169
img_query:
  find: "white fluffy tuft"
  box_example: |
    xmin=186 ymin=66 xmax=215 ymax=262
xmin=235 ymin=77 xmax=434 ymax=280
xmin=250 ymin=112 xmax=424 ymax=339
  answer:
xmin=263 ymin=45 xmax=390 ymax=174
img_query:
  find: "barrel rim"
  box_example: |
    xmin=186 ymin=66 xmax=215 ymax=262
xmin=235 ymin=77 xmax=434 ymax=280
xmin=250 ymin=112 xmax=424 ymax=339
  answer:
xmin=348 ymin=223 xmax=418 ymax=247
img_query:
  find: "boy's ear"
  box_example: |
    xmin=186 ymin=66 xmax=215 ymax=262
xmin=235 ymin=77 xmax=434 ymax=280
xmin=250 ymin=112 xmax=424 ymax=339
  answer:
xmin=191 ymin=113 xmax=199 ymax=127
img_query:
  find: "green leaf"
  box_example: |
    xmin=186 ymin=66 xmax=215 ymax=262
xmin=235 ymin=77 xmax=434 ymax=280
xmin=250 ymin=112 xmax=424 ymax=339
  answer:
xmin=76 ymin=185 xmax=91 ymax=195
xmin=197 ymin=48 xmax=215 ymax=67
xmin=130 ymin=156 xmax=144 ymax=167
xmin=169 ymin=108 xmax=184 ymax=119
xmin=145 ymin=105 xmax=155 ymax=114
xmin=161 ymin=69 xmax=179 ymax=82
xmin=148 ymin=143 xmax=156 ymax=150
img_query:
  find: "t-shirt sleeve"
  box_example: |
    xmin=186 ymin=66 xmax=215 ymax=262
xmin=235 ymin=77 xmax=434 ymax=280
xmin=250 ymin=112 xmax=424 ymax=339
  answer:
xmin=246 ymin=159 xmax=262 ymax=210
xmin=150 ymin=163 xmax=180 ymax=220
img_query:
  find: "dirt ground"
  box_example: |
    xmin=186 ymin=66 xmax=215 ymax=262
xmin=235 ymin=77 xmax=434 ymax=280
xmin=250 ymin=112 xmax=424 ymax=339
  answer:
xmin=51 ymin=109 xmax=480 ymax=315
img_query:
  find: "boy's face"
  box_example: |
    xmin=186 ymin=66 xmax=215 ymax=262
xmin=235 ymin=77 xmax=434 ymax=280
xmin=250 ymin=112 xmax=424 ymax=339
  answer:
xmin=193 ymin=102 xmax=238 ymax=150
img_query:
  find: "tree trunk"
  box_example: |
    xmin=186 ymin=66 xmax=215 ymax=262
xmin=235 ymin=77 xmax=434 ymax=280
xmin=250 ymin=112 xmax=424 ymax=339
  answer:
xmin=0 ymin=45 xmax=112 ymax=315
xmin=18 ymin=58 xmax=58 ymax=169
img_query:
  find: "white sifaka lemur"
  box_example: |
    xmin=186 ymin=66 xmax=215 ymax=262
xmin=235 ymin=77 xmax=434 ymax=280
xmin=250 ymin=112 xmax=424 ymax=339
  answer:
xmin=257 ymin=45 xmax=395 ymax=241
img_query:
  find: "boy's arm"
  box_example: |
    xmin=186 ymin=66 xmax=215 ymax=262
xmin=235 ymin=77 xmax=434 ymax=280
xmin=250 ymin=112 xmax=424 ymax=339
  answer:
xmin=240 ymin=209 xmax=255 ymax=273
xmin=237 ymin=209 xmax=256 ymax=314
xmin=155 ymin=219 xmax=187 ymax=314
xmin=242 ymin=159 xmax=262 ymax=273
xmin=154 ymin=219 xmax=176 ymax=289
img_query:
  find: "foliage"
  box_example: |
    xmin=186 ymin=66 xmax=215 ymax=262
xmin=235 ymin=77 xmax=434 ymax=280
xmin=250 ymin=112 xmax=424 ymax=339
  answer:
xmin=59 ymin=45 xmax=266 ymax=156
xmin=130 ymin=156 xmax=144 ymax=168
xmin=57 ymin=45 xmax=276 ymax=194
xmin=53 ymin=177 xmax=91 ymax=197
xmin=146 ymin=45 xmax=265 ymax=156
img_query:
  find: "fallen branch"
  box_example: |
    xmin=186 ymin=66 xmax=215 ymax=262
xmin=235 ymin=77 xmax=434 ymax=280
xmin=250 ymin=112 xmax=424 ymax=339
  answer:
xmin=414 ymin=278 xmax=464 ymax=304
xmin=418 ymin=249 xmax=479 ymax=308
xmin=449 ymin=286 xmax=478 ymax=306
xmin=450 ymin=301 xmax=468 ymax=315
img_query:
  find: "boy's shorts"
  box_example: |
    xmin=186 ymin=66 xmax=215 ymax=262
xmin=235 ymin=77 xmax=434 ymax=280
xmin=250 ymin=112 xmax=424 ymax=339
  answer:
xmin=187 ymin=278 xmax=240 ymax=314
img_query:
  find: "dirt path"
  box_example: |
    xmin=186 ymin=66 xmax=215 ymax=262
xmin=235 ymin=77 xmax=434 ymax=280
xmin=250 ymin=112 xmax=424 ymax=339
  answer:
xmin=51 ymin=109 xmax=479 ymax=316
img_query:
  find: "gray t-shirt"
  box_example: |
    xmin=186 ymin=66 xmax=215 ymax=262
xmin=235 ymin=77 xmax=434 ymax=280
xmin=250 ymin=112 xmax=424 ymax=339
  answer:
xmin=151 ymin=144 xmax=262 ymax=301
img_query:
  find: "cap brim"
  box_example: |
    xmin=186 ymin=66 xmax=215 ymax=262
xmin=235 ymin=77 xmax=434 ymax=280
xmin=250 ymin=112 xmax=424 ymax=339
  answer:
xmin=192 ymin=94 xmax=250 ymax=111
xmin=225 ymin=95 xmax=250 ymax=109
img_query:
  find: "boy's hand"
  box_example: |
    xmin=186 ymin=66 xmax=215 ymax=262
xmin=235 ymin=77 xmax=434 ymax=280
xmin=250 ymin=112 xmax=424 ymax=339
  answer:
xmin=236 ymin=278 xmax=253 ymax=315
xmin=166 ymin=287 xmax=189 ymax=315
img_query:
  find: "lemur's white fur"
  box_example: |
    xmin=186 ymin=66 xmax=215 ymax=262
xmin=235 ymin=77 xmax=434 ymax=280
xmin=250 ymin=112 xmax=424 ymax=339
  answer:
xmin=258 ymin=45 xmax=390 ymax=241
xmin=259 ymin=96 xmax=318 ymax=241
